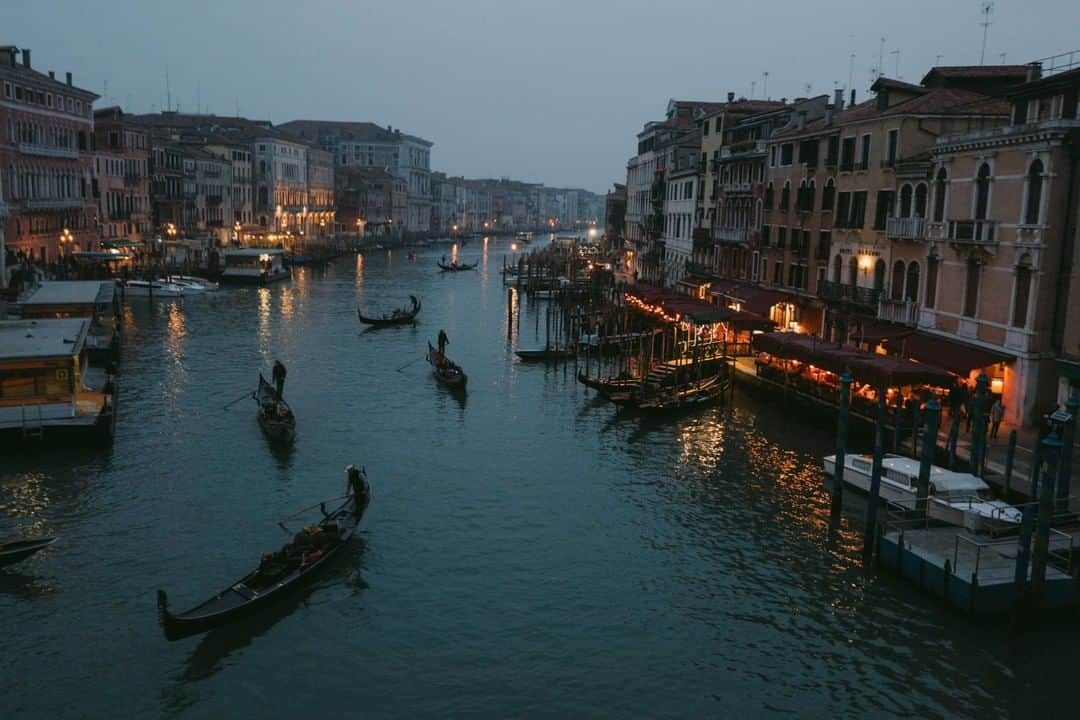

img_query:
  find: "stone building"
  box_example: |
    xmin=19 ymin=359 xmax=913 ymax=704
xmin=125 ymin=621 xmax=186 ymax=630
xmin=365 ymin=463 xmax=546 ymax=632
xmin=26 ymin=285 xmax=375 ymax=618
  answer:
xmin=93 ymin=106 xmax=151 ymax=245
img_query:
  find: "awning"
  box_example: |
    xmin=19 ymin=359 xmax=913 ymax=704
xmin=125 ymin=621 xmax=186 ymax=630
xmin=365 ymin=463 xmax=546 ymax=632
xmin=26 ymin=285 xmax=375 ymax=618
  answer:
xmin=722 ymin=285 xmax=790 ymax=317
xmin=883 ymin=331 xmax=1012 ymax=375
xmin=851 ymin=319 xmax=915 ymax=345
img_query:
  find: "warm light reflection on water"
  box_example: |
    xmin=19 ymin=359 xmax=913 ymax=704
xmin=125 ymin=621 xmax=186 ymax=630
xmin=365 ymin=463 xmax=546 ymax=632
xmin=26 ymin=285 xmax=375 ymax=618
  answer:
xmin=165 ymin=303 xmax=187 ymax=381
xmin=257 ymin=287 xmax=271 ymax=357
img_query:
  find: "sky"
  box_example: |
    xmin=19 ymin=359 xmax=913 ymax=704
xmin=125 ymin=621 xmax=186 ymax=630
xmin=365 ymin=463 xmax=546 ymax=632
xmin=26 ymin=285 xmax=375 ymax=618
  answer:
xmin=6 ymin=1 xmax=1079 ymax=193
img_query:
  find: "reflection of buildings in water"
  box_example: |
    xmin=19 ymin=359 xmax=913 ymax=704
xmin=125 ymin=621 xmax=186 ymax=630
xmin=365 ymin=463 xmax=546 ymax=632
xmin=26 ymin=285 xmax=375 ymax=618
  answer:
xmin=2 ymin=472 xmax=53 ymax=521
xmin=280 ymin=287 xmax=295 ymax=320
xmin=257 ymin=287 xmax=272 ymax=358
xmin=354 ymin=254 xmax=364 ymax=294
xmin=165 ymin=303 xmax=187 ymax=378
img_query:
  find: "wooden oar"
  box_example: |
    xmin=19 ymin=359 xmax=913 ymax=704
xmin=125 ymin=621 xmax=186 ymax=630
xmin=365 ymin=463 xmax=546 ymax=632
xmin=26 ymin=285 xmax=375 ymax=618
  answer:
xmin=395 ymin=356 xmax=424 ymax=373
xmin=223 ymin=390 xmax=254 ymax=410
xmin=278 ymin=494 xmax=351 ymax=532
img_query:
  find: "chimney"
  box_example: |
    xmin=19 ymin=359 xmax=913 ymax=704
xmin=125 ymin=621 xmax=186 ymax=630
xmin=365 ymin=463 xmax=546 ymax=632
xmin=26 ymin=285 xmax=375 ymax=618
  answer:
xmin=850 ymin=88 xmax=856 ymax=106
xmin=48 ymin=70 xmax=54 ymax=79
xmin=1026 ymin=62 xmax=1043 ymax=83
xmin=727 ymin=92 xmax=735 ymax=102
xmin=66 ymin=71 xmax=72 ymax=86
xmin=825 ymin=106 xmax=834 ymax=125
xmin=834 ymin=88 xmax=844 ymax=111
xmin=21 ymin=48 xmax=30 ymax=68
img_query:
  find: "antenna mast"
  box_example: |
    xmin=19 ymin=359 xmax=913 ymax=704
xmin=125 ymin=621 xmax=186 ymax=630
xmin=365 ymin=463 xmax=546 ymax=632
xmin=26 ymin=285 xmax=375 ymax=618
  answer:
xmin=165 ymin=68 xmax=171 ymax=112
xmin=890 ymin=49 xmax=901 ymax=78
xmin=979 ymin=2 xmax=994 ymax=65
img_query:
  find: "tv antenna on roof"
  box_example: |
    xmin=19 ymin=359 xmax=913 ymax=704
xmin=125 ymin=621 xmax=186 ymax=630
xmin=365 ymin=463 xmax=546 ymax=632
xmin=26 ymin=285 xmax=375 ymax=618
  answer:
xmin=750 ymin=80 xmax=756 ymax=99
xmin=979 ymin=2 xmax=994 ymax=65
xmin=878 ymin=37 xmax=886 ymax=78
xmin=762 ymin=71 xmax=769 ymax=100
xmin=848 ymin=53 xmax=856 ymax=92
xmin=890 ymin=49 xmax=901 ymax=78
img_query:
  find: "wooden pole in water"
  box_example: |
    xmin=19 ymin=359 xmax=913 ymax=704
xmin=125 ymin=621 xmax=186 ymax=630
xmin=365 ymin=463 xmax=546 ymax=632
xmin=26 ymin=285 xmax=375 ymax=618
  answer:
xmin=863 ymin=388 xmax=888 ymax=564
xmin=1055 ymin=391 xmax=1078 ymax=511
xmin=1011 ymin=500 xmax=1035 ymax=626
xmin=829 ymin=372 xmax=853 ymax=534
xmin=915 ymin=399 xmax=940 ymax=518
xmin=911 ymin=403 xmax=921 ymax=458
xmin=947 ymin=413 xmax=961 ymax=470
xmin=507 ymin=287 xmax=513 ymax=339
xmin=970 ymin=372 xmax=990 ymax=476
xmin=1030 ymin=432 xmax=1062 ymax=604
xmin=1003 ymin=429 xmax=1018 ymax=501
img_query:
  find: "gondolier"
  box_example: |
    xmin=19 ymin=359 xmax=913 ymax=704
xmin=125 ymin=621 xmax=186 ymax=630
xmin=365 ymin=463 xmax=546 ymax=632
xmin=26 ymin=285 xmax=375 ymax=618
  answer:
xmin=272 ymin=360 xmax=287 ymax=398
xmin=438 ymin=329 xmax=449 ymax=354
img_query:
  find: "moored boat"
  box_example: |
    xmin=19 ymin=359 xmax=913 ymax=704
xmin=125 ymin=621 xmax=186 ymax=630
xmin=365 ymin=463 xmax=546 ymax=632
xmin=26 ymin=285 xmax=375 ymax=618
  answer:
xmin=427 ymin=342 xmax=467 ymax=390
xmin=634 ymin=374 xmax=728 ymax=412
xmin=576 ymin=371 xmax=640 ymax=399
xmin=515 ymin=344 xmax=576 ymax=361
xmin=437 ymin=260 xmax=478 ymax=272
xmin=0 ymin=536 xmax=58 ymax=568
xmin=122 ymin=279 xmax=185 ymax=297
xmin=220 ymin=248 xmax=290 ymax=284
xmin=157 ymin=467 xmax=372 ymax=641
xmin=254 ymin=373 xmax=295 ymax=442
xmin=162 ymin=275 xmax=219 ymax=292
xmin=822 ymin=453 xmax=1022 ymax=531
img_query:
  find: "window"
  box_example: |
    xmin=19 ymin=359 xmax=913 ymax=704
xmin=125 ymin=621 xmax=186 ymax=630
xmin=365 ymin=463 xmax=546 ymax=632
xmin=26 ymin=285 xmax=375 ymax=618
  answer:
xmin=859 ymin=134 xmax=872 ymax=170
xmin=769 ymin=146 xmax=777 ymax=167
xmin=703 ymin=121 xmax=710 ymax=137
xmin=780 ymin=143 xmax=794 ymax=166
xmin=840 ymin=137 xmax=856 ymax=171
xmin=822 ymin=178 xmax=835 ymax=212
xmin=799 ymin=139 xmax=819 ymax=167
xmin=825 ymin=136 xmax=839 ymax=166
xmin=832 ymin=254 xmax=842 ymax=282
xmin=874 ymin=190 xmax=895 ymax=229
xmin=761 ymin=225 xmax=771 ymax=246
xmin=777 ymin=226 xmax=787 ymax=249
xmin=914 ymin=183 xmax=928 ymax=218
xmin=905 ymin=262 xmax=920 ymax=303
xmin=1013 ymin=256 xmax=1032 ymax=327
xmin=3 ymin=82 xmax=10 ymax=99
xmin=963 ymin=260 xmax=980 ymax=317
xmin=933 ymin=168 xmax=948 ymax=222
xmin=899 ymin=185 xmax=913 ymax=217
xmin=14 ymin=86 xmax=22 ymax=101
xmin=891 ymin=260 xmax=905 ymax=300
xmin=817 ymin=231 xmax=831 ymax=261
xmin=848 ymin=256 xmax=859 ymax=286
xmin=975 ymin=163 xmax=991 ymax=219
xmin=779 ymin=182 xmax=790 ymax=210
xmin=873 ymin=259 xmax=886 ymax=291
xmin=1024 ymin=160 xmax=1044 ymax=224
xmin=836 ymin=192 xmax=851 ymax=226
xmin=764 ymin=182 xmax=774 ymax=209
xmin=773 ymin=261 xmax=783 ymax=284
xmin=885 ymin=129 xmax=898 ymax=166
xmin=850 ymin=191 xmax=868 ymax=228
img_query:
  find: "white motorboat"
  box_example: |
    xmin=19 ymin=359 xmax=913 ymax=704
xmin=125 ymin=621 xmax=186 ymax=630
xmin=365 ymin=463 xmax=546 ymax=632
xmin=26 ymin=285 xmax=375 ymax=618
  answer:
xmin=823 ymin=453 xmax=1022 ymax=532
xmin=162 ymin=275 xmax=219 ymax=292
xmin=122 ymin=279 xmax=185 ymax=297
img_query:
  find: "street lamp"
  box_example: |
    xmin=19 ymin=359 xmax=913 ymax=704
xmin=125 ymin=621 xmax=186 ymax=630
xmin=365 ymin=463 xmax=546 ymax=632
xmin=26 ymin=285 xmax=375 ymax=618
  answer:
xmin=234 ymin=221 xmax=242 ymax=246
xmin=59 ymin=227 xmax=73 ymax=257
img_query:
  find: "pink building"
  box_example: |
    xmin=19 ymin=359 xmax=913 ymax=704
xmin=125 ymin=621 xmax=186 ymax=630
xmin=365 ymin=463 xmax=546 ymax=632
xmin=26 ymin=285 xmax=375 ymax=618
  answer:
xmin=94 ymin=107 xmax=151 ymax=244
xmin=0 ymin=46 xmax=98 ymax=264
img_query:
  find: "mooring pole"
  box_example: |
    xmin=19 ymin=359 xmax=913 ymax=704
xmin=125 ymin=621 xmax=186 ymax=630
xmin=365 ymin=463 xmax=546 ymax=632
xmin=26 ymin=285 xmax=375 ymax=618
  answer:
xmin=947 ymin=413 xmax=961 ymax=470
xmin=916 ymin=399 xmax=940 ymax=518
xmin=829 ymin=373 xmax=852 ymax=535
xmin=1031 ymin=432 xmax=1062 ymax=604
xmin=1011 ymin=499 xmax=1035 ymax=623
xmin=970 ymin=372 xmax=989 ymax=476
xmin=1055 ymin=391 xmax=1078 ymax=512
xmin=863 ymin=388 xmax=887 ymax=562
xmin=1003 ymin=429 xmax=1018 ymax=501
xmin=911 ymin=402 xmax=922 ymax=458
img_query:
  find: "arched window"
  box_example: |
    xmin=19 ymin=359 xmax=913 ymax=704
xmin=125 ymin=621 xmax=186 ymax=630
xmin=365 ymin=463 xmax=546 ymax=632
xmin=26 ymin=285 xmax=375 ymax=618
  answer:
xmin=806 ymin=180 xmax=816 ymax=212
xmin=899 ymin=184 xmax=913 ymax=217
xmin=963 ymin=260 xmax=981 ymax=317
xmin=780 ymin=181 xmax=790 ymax=210
xmin=1024 ymin=160 xmax=1044 ymax=225
xmin=822 ymin=178 xmax=835 ymax=211
xmin=848 ymin=256 xmax=858 ymax=286
xmin=833 ymin=254 xmax=842 ymax=283
xmin=873 ymin=259 xmax=886 ymax=291
xmin=258 ymin=186 xmax=269 ymax=208
xmin=1013 ymin=254 xmax=1033 ymax=327
xmin=975 ymin=163 xmax=991 ymax=219
xmin=891 ymin=260 xmax=905 ymax=300
xmin=933 ymin=168 xmax=947 ymax=222
xmin=905 ymin=262 xmax=920 ymax=302
xmin=764 ymin=182 xmax=774 ymax=209
xmin=755 ymin=199 xmax=763 ymax=227
xmin=914 ymin=183 xmax=928 ymax=218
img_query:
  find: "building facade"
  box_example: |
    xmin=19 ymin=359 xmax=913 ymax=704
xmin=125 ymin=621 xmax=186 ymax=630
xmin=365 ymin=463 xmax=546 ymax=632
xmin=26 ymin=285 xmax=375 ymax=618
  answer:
xmin=93 ymin=106 xmax=151 ymax=245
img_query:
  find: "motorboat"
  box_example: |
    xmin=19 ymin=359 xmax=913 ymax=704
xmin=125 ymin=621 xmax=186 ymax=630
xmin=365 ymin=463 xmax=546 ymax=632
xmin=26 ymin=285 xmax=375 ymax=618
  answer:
xmin=162 ymin=275 xmax=219 ymax=292
xmin=822 ymin=453 xmax=1022 ymax=532
xmin=121 ymin=279 xmax=185 ymax=297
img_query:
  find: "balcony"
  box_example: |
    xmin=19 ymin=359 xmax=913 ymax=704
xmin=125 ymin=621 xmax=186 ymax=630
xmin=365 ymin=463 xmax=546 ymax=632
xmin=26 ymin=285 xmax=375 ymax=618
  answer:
xmin=685 ymin=261 xmax=712 ymax=276
xmin=123 ymin=174 xmax=142 ymax=187
xmin=24 ymin=197 xmax=86 ymax=210
xmin=17 ymin=142 xmax=79 ymax=159
xmin=885 ymin=216 xmax=927 ymax=241
xmin=720 ymin=140 xmax=766 ymax=159
xmin=877 ymin=297 xmax=920 ymax=326
xmin=206 ymin=195 xmax=223 ymax=206
xmin=721 ymin=181 xmax=753 ymax=194
xmin=819 ymin=280 xmax=883 ymax=308
xmin=947 ymin=219 xmax=996 ymax=246
xmin=692 ymin=228 xmax=712 ymax=252
xmin=713 ymin=227 xmax=748 ymax=244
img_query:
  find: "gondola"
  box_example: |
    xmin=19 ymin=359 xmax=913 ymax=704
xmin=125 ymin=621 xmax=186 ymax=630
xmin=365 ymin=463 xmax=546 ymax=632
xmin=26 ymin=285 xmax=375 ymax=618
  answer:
xmin=515 ymin=344 xmax=576 ymax=361
xmin=427 ymin=342 xmax=467 ymax=390
xmin=635 ymin=375 xmax=729 ymax=412
xmin=0 ymin=536 xmax=58 ymax=568
xmin=437 ymin=260 xmax=478 ymax=272
xmin=357 ymin=297 xmax=421 ymax=327
xmin=254 ymin=373 xmax=296 ymax=442
xmin=157 ymin=468 xmax=372 ymax=641
xmin=576 ymin=370 xmax=640 ymax=399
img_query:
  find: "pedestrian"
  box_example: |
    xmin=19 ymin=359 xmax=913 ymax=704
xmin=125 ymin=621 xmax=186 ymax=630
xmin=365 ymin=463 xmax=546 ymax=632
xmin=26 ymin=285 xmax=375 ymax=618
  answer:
xmin=437 ymin=329 xmax=449 ymax=355
xmin=990 ymin=398 xmax=1004 ymax=439
xmin=272 ymin=359 xmax=287 ymax=399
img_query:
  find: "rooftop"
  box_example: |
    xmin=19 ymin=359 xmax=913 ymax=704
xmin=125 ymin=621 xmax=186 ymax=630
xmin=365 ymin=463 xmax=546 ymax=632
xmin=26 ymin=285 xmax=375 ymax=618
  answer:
xmin=22 ymin=281 xmax=115 ymax=307
xmin=0 ymin=319 xmax=88 ymax=360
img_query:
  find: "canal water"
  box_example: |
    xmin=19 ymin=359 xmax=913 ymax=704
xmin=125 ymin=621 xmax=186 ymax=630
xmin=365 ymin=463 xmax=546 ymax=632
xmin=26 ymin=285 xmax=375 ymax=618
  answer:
xmin=3 ymin=238 xmax=1078 ymax=718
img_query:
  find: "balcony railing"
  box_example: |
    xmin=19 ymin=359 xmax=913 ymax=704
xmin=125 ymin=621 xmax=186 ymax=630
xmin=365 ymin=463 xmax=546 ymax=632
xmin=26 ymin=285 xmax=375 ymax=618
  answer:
xmin=720 ymin=140 xmax=766 ymax=159
xmin=123 ymin=174 xmax=142 ymax=187
xmin=886 ymin=216 xmax=927 ymax=241
xmin=721 ymin=181 xmax=753 ymax=194
xmin=877 ymin=297 xmax=920 ymax=326
xmin=819 ymin=280 xmax=883 ymax=308
xmin=24 ymin=197 xmax=86 ymax=210
xmin=17 ymin=142 xmax=79 ymax=159
xmin=948 ymin=219 xmax=996 ymax=245
xmin=713 ymin=227 xmax=748 ymax=244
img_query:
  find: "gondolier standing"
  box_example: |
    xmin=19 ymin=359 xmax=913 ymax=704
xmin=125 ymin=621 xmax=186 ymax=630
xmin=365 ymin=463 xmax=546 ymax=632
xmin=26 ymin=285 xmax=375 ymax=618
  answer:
xmin=346 ymin=465 xmax=370 ymax=512
xmin=272 ymin=359 xmax=287 ymax=399
xmin=437 ymin=329 xmax=449 ymax=355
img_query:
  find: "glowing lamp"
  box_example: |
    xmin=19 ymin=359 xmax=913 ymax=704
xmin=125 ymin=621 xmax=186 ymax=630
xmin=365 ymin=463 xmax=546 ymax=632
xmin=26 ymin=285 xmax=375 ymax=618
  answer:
xmin=991 ymin=378 xmax=1004 ymax=394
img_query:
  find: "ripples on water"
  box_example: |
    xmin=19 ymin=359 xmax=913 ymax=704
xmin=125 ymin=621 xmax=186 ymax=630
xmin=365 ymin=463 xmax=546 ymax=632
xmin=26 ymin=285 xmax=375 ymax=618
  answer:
xmin=2 ymin=242 xmax=1078 ymax=718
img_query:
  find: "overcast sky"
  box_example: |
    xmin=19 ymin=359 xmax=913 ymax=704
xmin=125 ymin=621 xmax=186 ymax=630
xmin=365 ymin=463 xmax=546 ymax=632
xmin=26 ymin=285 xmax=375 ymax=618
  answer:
xmin=7 ymin=1 xmax=1078 ymax=192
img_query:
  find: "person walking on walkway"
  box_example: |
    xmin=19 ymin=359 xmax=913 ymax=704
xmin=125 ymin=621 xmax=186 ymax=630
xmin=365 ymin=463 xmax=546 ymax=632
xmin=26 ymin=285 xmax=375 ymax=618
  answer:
xmin=990 ymin=399 xmax=1004 ymax=440
xmin=272 ymin=359 xmax=287 ymax=399
xmin=437 ymin=329 xmax=449 ymax=355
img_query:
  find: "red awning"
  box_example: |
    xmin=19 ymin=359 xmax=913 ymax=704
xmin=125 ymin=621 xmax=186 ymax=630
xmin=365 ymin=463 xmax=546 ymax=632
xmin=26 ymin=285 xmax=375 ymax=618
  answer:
xmin=883 ymin=331 xmax=1012 ymax=375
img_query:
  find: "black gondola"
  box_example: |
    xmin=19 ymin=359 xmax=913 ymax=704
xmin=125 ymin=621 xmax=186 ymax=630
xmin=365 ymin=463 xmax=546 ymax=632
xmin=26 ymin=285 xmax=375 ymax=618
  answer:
xmin=254 ymin=373 xmax=296 ymax=442
xmin=427 ymin=342 xmax=467 ymax=389
xmin=515 ymin=344 xmax=576 ymax=361
xmin=437 ymin=260 xmax=478 ymax=272
xmin=157 ymin=468 xmax=372 ymax=641
xmin=357 ymin=297 xmax=421 ymax=327
xmin=576 ymin=371 xmax=640 ymax=399
xmin=0 ymin=536 xmax=58 ymax=568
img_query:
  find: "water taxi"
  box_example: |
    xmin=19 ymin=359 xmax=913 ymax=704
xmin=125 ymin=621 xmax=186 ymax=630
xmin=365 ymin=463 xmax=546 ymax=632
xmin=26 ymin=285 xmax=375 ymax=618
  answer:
xmin=121 ymin=279 xmax=185 ymax=297
xmin=823 ymin=453 xmax=1021 ymax=532
xmin=0 ymin=318 xmax=117 ymax=445
xmin=219 ymin=248 xmax=290 ymax=284
xmin=18 ymin=281 xmax=120 ymax=364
